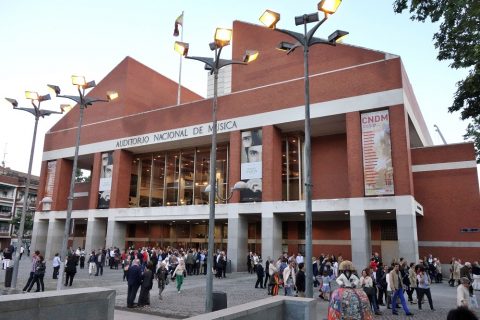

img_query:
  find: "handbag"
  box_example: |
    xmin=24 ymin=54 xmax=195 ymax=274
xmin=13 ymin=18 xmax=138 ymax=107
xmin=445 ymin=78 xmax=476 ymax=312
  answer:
xmin=363 ymin=286 xmax=375 ymax=295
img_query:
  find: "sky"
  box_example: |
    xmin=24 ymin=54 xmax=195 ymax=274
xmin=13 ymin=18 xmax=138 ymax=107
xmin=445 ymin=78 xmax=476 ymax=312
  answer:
xmin=0 ymin=0 xmax=473 ymax=177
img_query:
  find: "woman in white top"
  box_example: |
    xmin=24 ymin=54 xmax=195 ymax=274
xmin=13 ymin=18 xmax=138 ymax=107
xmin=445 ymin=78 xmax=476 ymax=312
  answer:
xmin=457 ymin=277 xmax=471 ymax=308
xmin=360 ymin=268 xmax=381 ymax=315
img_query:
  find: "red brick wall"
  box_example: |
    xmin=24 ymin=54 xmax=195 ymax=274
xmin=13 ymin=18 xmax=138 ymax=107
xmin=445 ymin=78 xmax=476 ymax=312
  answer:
xmin=229 ymin=131 xmax=241 ymax=203
xmin=311 ymin=134 xmax=349 ymax=199
xmin=346 ymin=112 xmax=364 ymax=197
xmin=88 ymin=153 xmax=102 ymax=209
xmin=262 ymin=125 xmax=283 ymax=201
xmin=52 ymin=158 xmax=72 ymax=211
xmin=389 ymin=105 xmax=414 ymax=195
xmin=110 ymin=149 xmax=133 ymax=208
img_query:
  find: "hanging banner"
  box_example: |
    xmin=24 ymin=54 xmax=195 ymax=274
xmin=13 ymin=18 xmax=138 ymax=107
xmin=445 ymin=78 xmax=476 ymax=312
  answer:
xmin=240 ymin=129 xmax=262 ymax=202
xmin=98 ymin=152 xmax=113 ymax=208
xmin=361 ymin=110 xmax=394 ymax=196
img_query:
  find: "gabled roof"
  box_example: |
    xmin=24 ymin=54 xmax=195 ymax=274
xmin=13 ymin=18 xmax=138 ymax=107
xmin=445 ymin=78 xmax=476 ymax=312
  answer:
xmin=49 ymin=56 xmax=202 ymax=132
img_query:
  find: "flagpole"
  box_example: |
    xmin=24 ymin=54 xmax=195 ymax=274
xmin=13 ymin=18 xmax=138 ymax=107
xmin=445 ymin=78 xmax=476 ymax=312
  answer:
xmin=177 ymin=10 xmax=184 ymax=106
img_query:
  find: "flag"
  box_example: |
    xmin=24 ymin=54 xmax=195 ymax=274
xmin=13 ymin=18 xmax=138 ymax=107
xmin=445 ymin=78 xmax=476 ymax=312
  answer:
xmin=173 ymin=13 xmax=183 ymax=37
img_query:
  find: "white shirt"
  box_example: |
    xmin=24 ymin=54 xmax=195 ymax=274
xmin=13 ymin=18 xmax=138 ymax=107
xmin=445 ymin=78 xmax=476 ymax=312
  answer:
xmin=52 ymin=256 xmax=61 ymax=267
xmin=296 ymin=255 xmax=304 ymax=264
xmin=457 ymin=285 xmax=470 ymax=308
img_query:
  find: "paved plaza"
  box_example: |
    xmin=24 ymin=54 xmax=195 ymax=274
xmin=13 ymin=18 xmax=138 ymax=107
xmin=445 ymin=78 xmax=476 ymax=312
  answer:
xmin=1 ymin=257 xmax=479 ymax=319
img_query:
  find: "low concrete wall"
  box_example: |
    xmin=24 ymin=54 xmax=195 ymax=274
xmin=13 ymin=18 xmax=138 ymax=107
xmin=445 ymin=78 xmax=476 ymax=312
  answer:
xmin=186 ymin=296 xmax=316 ymax=320
xmin=0 ymin=287 xmax=115 ymax=320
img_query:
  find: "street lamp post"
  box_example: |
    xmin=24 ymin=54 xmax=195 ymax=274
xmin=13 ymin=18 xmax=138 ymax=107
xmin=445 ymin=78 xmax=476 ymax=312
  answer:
xmin=260 ymin=0 xmax=347 ymax=298
xmin=175 ymin=31 xmax=257 ymax=312
xmin=48 ymin=77 xmax=118 ymax=290
xmin=4 ymin=92 xmax=63 ymax=288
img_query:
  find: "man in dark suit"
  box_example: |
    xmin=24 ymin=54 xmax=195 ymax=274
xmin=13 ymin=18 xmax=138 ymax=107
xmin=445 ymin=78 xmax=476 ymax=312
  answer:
xmin=127 ymin=259 xmax=142 ymax=308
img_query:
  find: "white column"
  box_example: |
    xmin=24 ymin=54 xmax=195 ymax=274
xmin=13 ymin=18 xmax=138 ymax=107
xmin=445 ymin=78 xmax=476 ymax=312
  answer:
xmin=44 ymin=217 xmax=65 ymax=260
xmin=396 ymin=196 xmax=419 ymax=263
xmin=349 ymin=198 xmax=370 ymax=269
xmin=227 ymin=206 xmax=248 ymax=272
xmin=261 ymin=208 xmax=282 ymax=264
xmin=30 ymin=218 xmax=48 ymax=256
xmin=85 ymin=217 xmax=107 ymax=254
xmin=105 ymin=219 xmax=126 ymax=249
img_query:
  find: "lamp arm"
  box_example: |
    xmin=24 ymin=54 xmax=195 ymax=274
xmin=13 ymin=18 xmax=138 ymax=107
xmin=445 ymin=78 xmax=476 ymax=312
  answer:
xmin=306 ymin=15 xmax=328 ymax=45
xmin=217 ymin=59 xmax=247 ymax=69
xmin=275 ymin=28 xmax=306 ymax=47
xmin=215 ymin=188 xmax=234 ymax=202
xmin=186 ymin=56 xmax=215 ymax=70
xmin=40 ymin=109 xmax=63 ymax=117
xmin=13 ymin=107 xmax=37 ymax=117
xmin=84 ymin=97 xmax=109 ymax=105
xmin=309 ymin=38 xmax=335 ymax=47
xmin=57 ymin=94 xmax=81 ymax=104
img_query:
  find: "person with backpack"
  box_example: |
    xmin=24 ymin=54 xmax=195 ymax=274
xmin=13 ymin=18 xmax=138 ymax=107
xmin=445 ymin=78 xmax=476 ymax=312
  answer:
xmin=27 ymin=254 xmax=46 ymax=292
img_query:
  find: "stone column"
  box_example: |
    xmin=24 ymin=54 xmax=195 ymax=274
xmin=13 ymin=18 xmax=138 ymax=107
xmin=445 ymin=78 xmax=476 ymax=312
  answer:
xmin=85 ymin=217 xmax=107 ymax=253
xmin=261 ymin=208 xmax=282 ymax=263
xmin=349 ymin=199 xmax=370 ymax=268
xmin=105 ymin=219 xmax=127 ymax=250
xmin=227 ymin=206 xmax=248 ymax=272
xmin=396 ymin=196 xmax=419 ymax=263
xmin=45 ymin=218 xmax=65 ymax=259
xmin=30 ymin=218 xmax=49 ymax=256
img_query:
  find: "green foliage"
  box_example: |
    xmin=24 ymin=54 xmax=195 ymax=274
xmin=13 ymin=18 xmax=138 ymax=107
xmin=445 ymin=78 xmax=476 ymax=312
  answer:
xmin=464 ymin=117 xmax=480 ymax=163
xmin=394 ymin=0 xmax=480 ymax=157
xmin=75 ymin=168 xmax=91 ymax=183
xmin=10 ymin=211 xmax=34 ymax=238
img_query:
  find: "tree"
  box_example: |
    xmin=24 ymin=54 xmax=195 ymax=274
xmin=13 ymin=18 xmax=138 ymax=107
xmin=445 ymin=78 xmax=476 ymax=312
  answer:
xmin=11 ymin=210 xmax=34 ymax=238
xmin=394 ymin=0 xmax=480 ymax=160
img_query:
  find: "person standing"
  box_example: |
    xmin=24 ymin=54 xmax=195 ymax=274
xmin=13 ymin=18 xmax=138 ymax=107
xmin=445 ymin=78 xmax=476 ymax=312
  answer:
xmin=65 ymin=253 xmax=78 ymax=286
xmin=296 ymin=263 xmax=306 ymax=297
xmin=52 ymin=253 xmax=61 ymax=279
xmin=417 ymin=267 xmax=435 ymax=311
xmin=174 ymin=260 xmax=186 ymax=293
xmin=138 ymin=261 xmax=154 ymax=307
xmin=283 ymin=260 xmax=296 ymax=296
xmin=27 ymin=255 xmax=46 ymax=292
xmin=88 ymin=250 xmax=96 ymax=276
xmin=22 ymin=250 xmax=39 ymax=292
xmin=457 ymin=277 xmax=472 ymax=308
xmin=255 ymin=261 xmax=265 ymax=289
xmin=407 ymin=262 xmax=418 ymax=304
xmin=247 ymin=252 xmax=252 ymax=274
xmin=95 ymin=249 xmax=104 ymax=276
xmin=19 ymin=245 xmax=24 ymax=260
xmin=390 ymin=263 xmax=414 ymax=316
xmin=79 ymin=250 xmax=85 ymax=269
xmin=155 ymin=262 xmax=169 ymax=300
xmin=127 ymin=259 xmax=142 ymax=308
xmin=263 ymin=257 xmax=271 ymax=289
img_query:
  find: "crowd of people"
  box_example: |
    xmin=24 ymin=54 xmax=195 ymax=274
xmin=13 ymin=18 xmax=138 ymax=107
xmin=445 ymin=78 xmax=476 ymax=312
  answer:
xmin=6 ymin=244 xmax=480 ymax=318
xmin=249 ymin=251 xmax=480 ymax=318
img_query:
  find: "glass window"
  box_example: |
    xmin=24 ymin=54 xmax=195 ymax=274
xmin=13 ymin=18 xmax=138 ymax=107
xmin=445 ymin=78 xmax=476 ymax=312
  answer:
xmin=129 ymin=158 xmax=139 ymax=207
xmin=139 ymin=155 xmax=153 ymax=207
xmin=216 ymin=145 xmax=229 ymax=204
xmin=179 ymin=149 xmax=195 ymax=205
xmin=194 ymin=147 xmax=210 ymax=205
xmin=282 ymin=136 xmax=303 ymax=201
xmin=151 ymin=153 xmax=165 ymax=207
xmin=165 ymin=152 xmax=180 ymax=206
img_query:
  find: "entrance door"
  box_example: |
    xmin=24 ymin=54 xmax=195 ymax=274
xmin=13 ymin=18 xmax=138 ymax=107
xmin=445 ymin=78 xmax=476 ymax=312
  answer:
xmin=381 ymin=241 xmax=399 ymax=265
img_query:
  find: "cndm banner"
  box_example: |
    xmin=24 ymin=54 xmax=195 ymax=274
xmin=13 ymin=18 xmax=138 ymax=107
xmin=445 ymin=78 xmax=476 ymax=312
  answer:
xmin=361 ymin=110 xmax=394 ymax=196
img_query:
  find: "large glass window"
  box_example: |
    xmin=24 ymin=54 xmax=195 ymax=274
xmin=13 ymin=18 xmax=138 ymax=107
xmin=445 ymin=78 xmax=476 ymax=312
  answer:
xmin=282 ymin=135 xmax=303 ymax=201
xmin=129 ymin=144 xmax=229 ymax=207
xmin=151 ymin=153 xmax=165 ymax=207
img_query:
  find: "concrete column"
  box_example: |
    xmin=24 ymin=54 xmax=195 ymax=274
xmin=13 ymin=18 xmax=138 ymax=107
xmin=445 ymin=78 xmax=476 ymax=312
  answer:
xmin=261 ymin=209 xmax=282 ymax=263
xmin=44 ymin=218 xmax=65 ymax=259
xmin=105 ymin=219 xmax=127 ymax=250
xmin=227 ymin=207 xmax=248 ymax=272
xmin=30 ymin=219 xmax=49 ymax=256
xmin=396 ymin=197 xmax=419 ymax=263
xmin=84 ymin=217 xmax=107 ymax=253
xmin=349 ymin=199 xmax=370 ymax=269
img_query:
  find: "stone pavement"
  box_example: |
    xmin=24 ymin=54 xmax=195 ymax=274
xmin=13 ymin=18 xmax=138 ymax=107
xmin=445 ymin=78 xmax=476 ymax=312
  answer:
xmin=1 ymin=258 xmax=479 ymax=319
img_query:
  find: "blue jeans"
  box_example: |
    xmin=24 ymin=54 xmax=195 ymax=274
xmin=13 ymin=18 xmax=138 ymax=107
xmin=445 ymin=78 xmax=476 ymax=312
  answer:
xmin=391 ymin=287 xmax=411 ymax=314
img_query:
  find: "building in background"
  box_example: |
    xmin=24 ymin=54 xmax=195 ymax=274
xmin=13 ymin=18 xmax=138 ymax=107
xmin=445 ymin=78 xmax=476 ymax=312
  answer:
xmin=0 ymin=167 xmax=38 ymax=249
xmin=31 ymin=21 xmax=480 ymax=270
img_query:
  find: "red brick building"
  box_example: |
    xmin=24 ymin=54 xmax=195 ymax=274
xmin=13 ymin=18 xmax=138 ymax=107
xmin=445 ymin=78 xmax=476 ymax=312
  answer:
xmin=31 ymin=21 xmax=480 ymax=270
